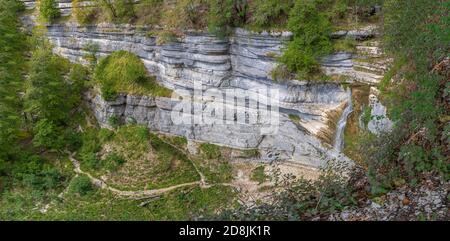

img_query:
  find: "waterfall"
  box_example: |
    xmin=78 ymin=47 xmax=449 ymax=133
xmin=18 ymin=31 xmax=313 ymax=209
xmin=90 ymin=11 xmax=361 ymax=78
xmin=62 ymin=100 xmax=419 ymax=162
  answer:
xmin=333 ymin=88 xmax=353 ymax=152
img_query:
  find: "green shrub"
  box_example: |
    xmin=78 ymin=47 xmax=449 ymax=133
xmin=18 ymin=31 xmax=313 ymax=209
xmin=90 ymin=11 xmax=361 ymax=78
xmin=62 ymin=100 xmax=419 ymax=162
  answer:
xmin=22 ymin=165 xmax=64 ymax=191
xmin=69 ymin=175 xmax=94 ymax=196
xmin=81 ymin=152 xmax=101 ymax=170
xmin=0 ymin=0 xmax=27 ymax=160
xmin=98 ymin=128 xmax=115 ymax=143
xmin=250 ymin=166 xmax=267 ymax=184
xmin=25 ymin=39 xmax=74 ymax=124
xmin=73 ymin=0 xmax=99 ymax=25
xmin=361 ymin=105 xmax=372 ymax=127
xmin=135 ymin=0 xmax=164 ymax=25
xmin=103 ymin=153 xmax=126 ymax=171
xmin=95 ymin=51 xmax=147 ymax=85
xmin=207 ymin=0 xmax=233 ymax=36
xmin=97 ymin=0 xmax=135 ymax=23
xmin=249 ymin=0 xmax=293 ymax=29
xmin=38 ymin=0 xmax=60 ymax=22
xmin=82 ymin=42 xmax=100 ymax=71
xmin=95 ymin=51 xmax=172 ymax=98
xmin=271 ymin=65 xmax=293 ymax=82
xmin=100 ymin=81 xmax=118 ymax=101
xmin=63 ymin=130 xmax=83 ymax=152
xmin=32 ymin=119 xmax=64 ymax=151
xmin=333 ymin=38 xmax=357 ymax=53
xmin=279 ymin=0 xmax=332 ymax=79
xmin=108 ymin=115 xmax=121 ymax=128
xmin=364 ymin=0 xmax=449 ymax=191
xmin=199 ymin=143 xmax=222 ymax=159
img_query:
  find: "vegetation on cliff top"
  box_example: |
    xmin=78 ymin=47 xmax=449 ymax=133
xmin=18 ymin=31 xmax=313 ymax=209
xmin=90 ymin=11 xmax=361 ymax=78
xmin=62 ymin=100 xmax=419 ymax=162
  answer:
xmin=66 ymin=0 xmax=384 ymax=79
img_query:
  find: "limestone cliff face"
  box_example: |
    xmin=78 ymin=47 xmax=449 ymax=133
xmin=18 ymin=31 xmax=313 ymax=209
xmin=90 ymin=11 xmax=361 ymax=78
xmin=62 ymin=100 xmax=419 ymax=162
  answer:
xmin=44 ymin=23 xmax=352 ymax=169
xmin=22 ymin=1 xmax=358 ymax=169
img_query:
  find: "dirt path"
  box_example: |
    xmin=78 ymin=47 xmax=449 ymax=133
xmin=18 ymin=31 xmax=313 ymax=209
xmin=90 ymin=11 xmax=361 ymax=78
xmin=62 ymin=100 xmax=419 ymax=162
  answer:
xmin=68 ymin=152 xmax=203 ymax=199
xmin=68 ymin=152 xmax=239 ymax=199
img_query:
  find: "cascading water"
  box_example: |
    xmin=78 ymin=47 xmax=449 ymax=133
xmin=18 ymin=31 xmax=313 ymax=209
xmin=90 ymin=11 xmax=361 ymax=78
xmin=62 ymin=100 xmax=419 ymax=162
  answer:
xmin=333 ymin=87 xmax=353 ymax=152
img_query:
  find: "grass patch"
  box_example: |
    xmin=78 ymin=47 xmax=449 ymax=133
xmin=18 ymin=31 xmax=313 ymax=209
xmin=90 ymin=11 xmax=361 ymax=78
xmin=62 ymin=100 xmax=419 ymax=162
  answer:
xmin=333 ymin=38 xmax=357 ymax=53
xmin=199 ymin=143 xmax=222 ymax=160
xmin=76 ymin=125 xmax=198 ymax=191
xmin=250 ymin=166 xmax=268 ymax=184
xmin=94 ymin=51 xmax=172 ymax=100
xmin=0 ymin=183 xmax=236 ymax=220
xmin=243 ymin=149 xmax=260 ymax=158
xmin=288 ymin=114 xmax=301 ymax=123
xmin=147 ymin=133 xmax=199 ymax=189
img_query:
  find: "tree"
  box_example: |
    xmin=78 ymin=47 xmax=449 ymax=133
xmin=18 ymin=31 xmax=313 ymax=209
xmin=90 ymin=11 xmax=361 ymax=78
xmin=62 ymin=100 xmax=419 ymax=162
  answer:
xmin=0 ymin=0 xmax=26 ymax=159
xmin=279 ymin=0 xmax=332 ymax=79
xmin=25 ymin=36 xmax=72 ymax=125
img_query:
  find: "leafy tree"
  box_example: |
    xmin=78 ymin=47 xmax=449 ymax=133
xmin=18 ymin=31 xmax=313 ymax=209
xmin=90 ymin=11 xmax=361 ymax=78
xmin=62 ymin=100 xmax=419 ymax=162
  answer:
xmin=279 ymin=0 xmax=333 ymax=79
xmin=25 ymin=38 xmax=72 ymax=125
xmin=0 ymin=0 xmax=26 ymax=160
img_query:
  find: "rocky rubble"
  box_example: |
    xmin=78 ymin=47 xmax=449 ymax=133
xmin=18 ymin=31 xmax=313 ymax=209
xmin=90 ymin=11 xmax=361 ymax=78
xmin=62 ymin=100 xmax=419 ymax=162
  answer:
xmin=329 ymin=173 xmax=449 ymax=221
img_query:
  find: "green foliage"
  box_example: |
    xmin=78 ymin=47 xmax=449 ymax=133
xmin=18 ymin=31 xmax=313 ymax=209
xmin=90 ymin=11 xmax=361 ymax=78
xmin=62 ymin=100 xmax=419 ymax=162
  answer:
xmin=78 ymin=129 xmax=103 ymax=169
xmin=108 ymin=115 xmax=121 ymax=128
xmin=279 ymin=0 xmax=333 ymax=79
xmin=271 ymin=65 xmax=293 ymax=82
xmin=82 ymin=42 xmax=100 ymax=72
xmin=25 ymin=36 xmax=74 ymax=124
xmin=69 ymin=175 xmax=94 ymax=196
xmin=103 ymin=153 xmax=126 ymax=171
xmin=32 ymin=119 xmax=64 ymax=151
xmin=100 ymin=81 xmax=118 ymax=101
xmin=216 ymin=167 xmax=357 ymax=220
xmin=361 ymin=105 xmax=372 ymax=127
xmin=38 ymin=0 xmax=60 ymax=22
xmin=199 ymin=143 xmax=222 ymax=159
xmin=249 ymin=0 xmax=293 ymax=29
xmin=333 ymin=38 xmax=357 ymax=53
xmin=95 ymin=50 xmax=147 ymax=85
xmin=135 ymin=0 xmax=164 ymax=25
xmin=0 ymin=0 xmax=26 ymax=160
xmin=73 ymin=0 xmax=99 ymax=25
xmin=207 ymin=0 xmax=250 ymax=36
xmin=11 ymin=154 xmax=66 ymax=191
xmin=147 ymin=133 xmax=199 ymax=189
xmin=250 ymin=166 xmax=267 ymax=184
xmin=94 ymin=51 xmax=172 ymax=100
xmin=96 ymin=0 xmax=135 ymax=23
xmin=364 ymin=0 xmax=449 ymax=191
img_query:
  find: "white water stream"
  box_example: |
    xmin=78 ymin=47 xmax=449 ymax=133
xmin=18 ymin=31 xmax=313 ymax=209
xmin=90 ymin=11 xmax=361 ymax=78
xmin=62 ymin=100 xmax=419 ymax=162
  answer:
xmin=333 ymin=88 xmax=353 ymax=152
